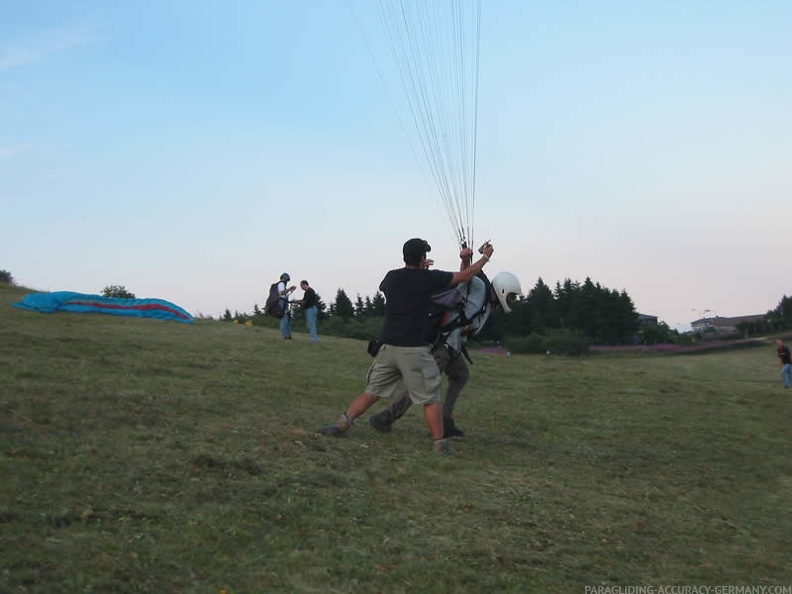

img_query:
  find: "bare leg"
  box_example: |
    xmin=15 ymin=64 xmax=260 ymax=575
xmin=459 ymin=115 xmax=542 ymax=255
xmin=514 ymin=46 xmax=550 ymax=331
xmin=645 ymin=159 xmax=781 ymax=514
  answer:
xmin=321 ymin=392 xmax=379 ymax=436
xmin=346 ymin=392 xmax=380 ymax=421
xmin=423 ymin=401 xmax=444 ymax=440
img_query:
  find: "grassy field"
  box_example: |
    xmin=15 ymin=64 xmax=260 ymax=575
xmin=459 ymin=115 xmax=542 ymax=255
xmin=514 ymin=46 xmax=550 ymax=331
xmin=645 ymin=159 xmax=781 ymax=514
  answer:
xmin=1 ymin=283 xmax=790 ymax=593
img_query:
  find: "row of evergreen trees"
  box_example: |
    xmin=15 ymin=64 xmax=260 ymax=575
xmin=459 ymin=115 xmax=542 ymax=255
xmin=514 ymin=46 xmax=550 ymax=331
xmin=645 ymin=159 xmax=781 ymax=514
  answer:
xmin=487 ymin=277 xmax=640 ymax=345
xmin=5 ymin=265 xmax=787 ymax=349
xmin=226 ymin=276 xmax=648 ymax=347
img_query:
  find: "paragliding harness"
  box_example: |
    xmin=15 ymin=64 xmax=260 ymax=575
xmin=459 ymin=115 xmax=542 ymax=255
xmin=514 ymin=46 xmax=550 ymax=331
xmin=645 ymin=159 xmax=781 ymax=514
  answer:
xmin=264 ymin=282 xmax=287 ymax=319
xmin=425 ymin=271 xmax=493 ymax=364
xmin=365 ymin=271 xmax=492 ymax=361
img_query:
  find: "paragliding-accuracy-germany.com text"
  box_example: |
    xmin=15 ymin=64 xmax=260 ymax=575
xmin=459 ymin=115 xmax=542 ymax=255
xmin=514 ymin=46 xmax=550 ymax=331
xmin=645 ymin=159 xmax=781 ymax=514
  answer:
xmin=584 ymin=586 xmax=791 ymax=594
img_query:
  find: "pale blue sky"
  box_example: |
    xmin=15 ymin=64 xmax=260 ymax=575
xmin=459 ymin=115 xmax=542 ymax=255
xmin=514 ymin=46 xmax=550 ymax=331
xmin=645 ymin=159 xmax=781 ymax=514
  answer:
xmin=2 ymin=1 xmax=790 ymax=330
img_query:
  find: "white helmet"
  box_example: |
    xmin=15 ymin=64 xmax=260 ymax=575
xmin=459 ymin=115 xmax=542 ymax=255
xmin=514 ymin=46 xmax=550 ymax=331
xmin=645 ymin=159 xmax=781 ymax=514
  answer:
xmin=491 ymin=271 xmax=522 ymax=313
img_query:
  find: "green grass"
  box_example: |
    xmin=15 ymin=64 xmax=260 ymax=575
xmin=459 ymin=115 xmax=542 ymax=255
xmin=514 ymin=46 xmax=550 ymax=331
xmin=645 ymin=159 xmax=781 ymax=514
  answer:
xmin=1 ymin=284 xmax=790 ymax=593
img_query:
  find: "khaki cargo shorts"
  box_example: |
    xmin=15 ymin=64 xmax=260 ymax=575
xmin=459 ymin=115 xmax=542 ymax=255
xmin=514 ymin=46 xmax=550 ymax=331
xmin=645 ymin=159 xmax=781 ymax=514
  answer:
xmin=364 ymin=344 xmax=442 ymax=405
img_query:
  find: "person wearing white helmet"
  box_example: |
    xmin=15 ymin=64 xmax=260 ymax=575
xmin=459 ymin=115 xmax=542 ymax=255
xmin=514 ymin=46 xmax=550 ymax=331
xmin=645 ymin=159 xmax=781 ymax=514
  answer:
xmin=491 ymin=270 xmax=522 ymax=314
xmin=319 ymin=237 xmax=495 ymax=454
xmin=369 ymin=249 xmax=521 ymax=438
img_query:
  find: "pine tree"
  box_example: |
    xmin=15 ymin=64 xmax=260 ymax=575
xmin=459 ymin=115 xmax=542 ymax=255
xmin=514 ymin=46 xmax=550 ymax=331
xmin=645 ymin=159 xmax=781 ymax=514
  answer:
xmin=332 ymin=289 xmax=355 ymax=320
xmin=355 ymin=295 xmax=366 ymax=317
xmin=370 ymin=292 xmax=386 ymax=316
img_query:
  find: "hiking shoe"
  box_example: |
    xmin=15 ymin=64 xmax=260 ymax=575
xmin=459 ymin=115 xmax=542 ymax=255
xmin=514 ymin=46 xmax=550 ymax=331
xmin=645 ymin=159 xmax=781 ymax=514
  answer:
xmin=443 ymin=417 xmax=465 ymax=439
xmin=320 ymin=423 xmax=347 ymax=436
xmin=433 ymin=438 xmax=454 ymax=455
xmin=444 ymin=425 xmax=465 ymax=438
xmin=320 ymin=414 xmax=351 ymax=437
xmin=369 ymin=411 xmax=393 ymax=433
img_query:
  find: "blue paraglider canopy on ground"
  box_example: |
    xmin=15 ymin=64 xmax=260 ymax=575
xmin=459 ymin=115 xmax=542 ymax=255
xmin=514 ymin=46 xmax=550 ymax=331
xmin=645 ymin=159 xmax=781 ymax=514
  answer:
xmin=13 ymin=292 xmax=194 ymax=323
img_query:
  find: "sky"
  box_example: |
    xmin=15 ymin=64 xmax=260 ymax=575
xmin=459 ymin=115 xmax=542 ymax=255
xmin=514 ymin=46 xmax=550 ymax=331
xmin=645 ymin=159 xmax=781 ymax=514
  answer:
xmin=2 ymin=1 xmax=790 ymax=330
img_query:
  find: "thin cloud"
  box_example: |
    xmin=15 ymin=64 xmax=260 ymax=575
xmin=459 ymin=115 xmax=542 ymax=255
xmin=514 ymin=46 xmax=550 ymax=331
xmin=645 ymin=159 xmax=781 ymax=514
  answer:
xmin=0 ymin=26 xmax=95 ymax=71
xmin=0 ymin=145 xmax=32 ymax=159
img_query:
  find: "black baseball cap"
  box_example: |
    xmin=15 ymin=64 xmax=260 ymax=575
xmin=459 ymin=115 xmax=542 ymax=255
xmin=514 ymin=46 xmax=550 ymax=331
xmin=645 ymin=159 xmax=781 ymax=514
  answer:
xmin=403 ymin=238 xmax=431 ymax=258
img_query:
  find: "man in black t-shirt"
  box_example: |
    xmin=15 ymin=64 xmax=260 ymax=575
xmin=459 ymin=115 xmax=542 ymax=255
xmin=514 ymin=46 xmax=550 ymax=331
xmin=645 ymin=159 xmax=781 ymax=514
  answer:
xmin=319 ymin=237 xmax=494 ymax=453
xmin=294 ymin=280 xmax=319 ymax=342
xmin=777 ymin=339 xmax=792 ymax=388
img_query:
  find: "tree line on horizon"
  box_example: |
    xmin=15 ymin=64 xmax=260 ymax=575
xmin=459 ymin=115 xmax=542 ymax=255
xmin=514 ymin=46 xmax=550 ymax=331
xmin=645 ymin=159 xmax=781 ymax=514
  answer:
xmin=222 ymin=276 xmax=791 ymax=351
xmin=224 ymin=276 xmax=656 ymax=350
xmin=3 ymin=267 xmax=787 ymax=351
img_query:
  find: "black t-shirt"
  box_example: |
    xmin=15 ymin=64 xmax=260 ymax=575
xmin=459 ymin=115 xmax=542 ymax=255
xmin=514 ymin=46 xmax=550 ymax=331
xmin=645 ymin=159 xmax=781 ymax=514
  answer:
xmin=303 ymin=288 xmax=318 ymax=308
xmin=778 ymin=346 xmax=791 ymax=365
xmin=378 ymin=267 xmax=454 ymax=346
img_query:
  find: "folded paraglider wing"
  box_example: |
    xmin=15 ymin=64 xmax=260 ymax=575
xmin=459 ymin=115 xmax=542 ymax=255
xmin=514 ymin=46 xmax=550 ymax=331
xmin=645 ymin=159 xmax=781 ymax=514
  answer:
xmin=13 ymin=291 xmax=194 ymax=323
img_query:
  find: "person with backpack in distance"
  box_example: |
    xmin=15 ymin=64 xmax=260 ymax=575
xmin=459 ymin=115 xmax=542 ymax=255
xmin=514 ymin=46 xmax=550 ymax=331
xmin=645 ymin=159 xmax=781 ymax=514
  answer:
xmin=292 ymin=279 xmax=320 ymax=343
xmin=265 ymin=273 xmax=296 ymax=339
xmin=319 ymin=237 xmax=494 ymax=454
xmin=368 ymin=246 xmax=522 ymax=438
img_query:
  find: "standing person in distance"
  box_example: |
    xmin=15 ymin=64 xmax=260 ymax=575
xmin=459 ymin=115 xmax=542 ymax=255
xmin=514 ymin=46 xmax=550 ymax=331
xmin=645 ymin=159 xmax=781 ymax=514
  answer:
xmin=319 ymin=237 xmax=495 ymax=454
xmin=369 ymin=246 xmax=522 ymax=437
xmin=277 ymin=273 xmax=297 ymax=339
xmin=293 ymin=280 xmax=320 ymax=343
xmin=777 ymin=339 xmax=792 ymax=388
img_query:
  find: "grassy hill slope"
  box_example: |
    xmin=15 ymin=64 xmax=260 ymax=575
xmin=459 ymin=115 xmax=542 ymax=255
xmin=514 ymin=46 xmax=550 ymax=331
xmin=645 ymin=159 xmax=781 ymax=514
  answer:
xmin=1 ymin=284 xmax=790 ymax=592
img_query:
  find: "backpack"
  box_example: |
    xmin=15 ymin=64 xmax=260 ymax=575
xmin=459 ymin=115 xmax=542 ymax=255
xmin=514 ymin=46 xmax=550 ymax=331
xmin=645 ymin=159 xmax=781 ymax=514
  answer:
xmin=425 ymin=271 xmax=493 ymax=347
xmin=264 ymin=282 xmax=286 ymax=319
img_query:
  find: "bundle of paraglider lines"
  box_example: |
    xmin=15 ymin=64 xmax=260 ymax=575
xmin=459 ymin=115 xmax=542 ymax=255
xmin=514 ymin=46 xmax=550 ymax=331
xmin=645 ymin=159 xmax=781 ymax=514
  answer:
xmin=368 ymin=0 xmax=483 ymax=250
